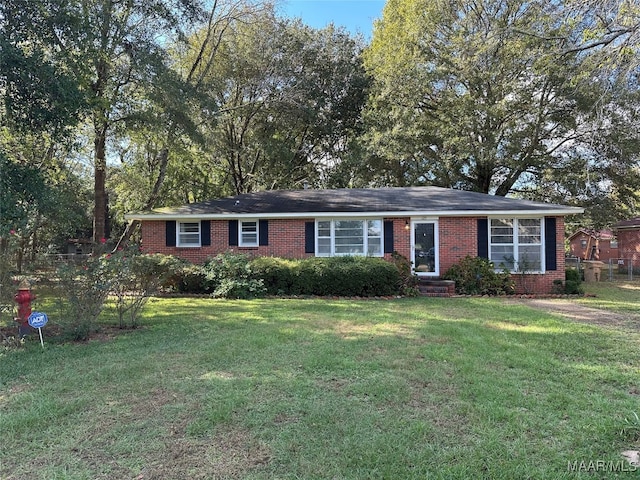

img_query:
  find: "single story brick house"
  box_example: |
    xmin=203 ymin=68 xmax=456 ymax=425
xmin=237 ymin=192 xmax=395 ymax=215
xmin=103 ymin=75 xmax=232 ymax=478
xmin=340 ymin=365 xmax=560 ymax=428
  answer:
xmin=126 ymin=186 xmax=583 ymax=293
xmin=612 ymin=217 xmax=640 ymax=271
xmin=568 ymin=228 xmax=618 ymax=262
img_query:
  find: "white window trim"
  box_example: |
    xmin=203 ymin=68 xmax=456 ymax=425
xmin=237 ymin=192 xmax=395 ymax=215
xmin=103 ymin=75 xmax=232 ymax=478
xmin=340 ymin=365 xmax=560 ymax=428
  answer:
xmin=239 ymin=219 xmax=259 ymax=247
xmin=177 ymin=221 xmax=201 ymax=248
xmin=411 ymin=218 xmax=440 ymax=276
xmin=315 ymin=218 xmax=384 ymax=257
xmin=489 ymin=217 xmax=545 ymax=273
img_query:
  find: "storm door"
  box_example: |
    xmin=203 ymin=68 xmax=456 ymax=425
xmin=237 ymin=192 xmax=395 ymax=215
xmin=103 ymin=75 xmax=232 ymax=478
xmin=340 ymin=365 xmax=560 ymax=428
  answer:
xmin=413 ymin=222 xmax=438 ymax=275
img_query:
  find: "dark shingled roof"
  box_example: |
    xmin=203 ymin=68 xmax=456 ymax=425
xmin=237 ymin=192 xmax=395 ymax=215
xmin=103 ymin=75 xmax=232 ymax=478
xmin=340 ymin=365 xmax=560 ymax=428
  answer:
xmin=128 ymin=186 xmax=582 ymax=218
xmin=613 ymin=217 xmax=640 ymax=229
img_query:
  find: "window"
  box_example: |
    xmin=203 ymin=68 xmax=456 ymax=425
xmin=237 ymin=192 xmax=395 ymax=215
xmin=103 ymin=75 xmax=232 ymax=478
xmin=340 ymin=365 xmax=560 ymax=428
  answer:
xmin=316 ymin=219 xmax=383 ymax=257
xmin=178 ymin=222 xmax=200 ymax=247
xmin=240 ymin=220 xmax=258 ymax=246
xmin=490 ymin=218 xmax=542 ymax=272
xmin=610 ymin=239 xmax=618 ymax=248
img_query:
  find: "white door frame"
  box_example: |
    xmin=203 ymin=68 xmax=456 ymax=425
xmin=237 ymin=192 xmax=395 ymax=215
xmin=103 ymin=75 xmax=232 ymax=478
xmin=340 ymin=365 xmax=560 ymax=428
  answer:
xmin=411 ymin=218 xmax=439 ymax=276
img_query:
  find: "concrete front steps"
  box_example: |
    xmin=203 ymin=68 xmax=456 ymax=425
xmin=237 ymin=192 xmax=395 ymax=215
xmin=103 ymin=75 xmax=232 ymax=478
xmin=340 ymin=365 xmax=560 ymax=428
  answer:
xmin=417 ymin=279 xmax=456 ymax=297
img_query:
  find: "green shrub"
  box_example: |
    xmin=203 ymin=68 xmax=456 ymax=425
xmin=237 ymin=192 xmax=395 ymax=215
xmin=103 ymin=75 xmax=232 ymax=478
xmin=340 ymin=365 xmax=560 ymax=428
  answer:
xmin=160 ymin=254 xmax=405 ymax=298
xmin=565 ymin=268 xmax=581 ymax=283
xmin=203 ymin=252 xmax=265 ymax=299
xmin=145 ymin=254 xmax=189 ymax=292
xmin=391 ymin=251 xmax=420 ymax=296
xmin=552 ymin=279 xmax=565 ymax=294
xmin=212 ymin=277 xmax=266 ymax=299
xmin=564 ymin=268 xmax=584 ymax=295
xmin=291 ymin=257 xmax=325 ymax=295
xmin=251 ymin=256 xmax=402 ymax=297
xmin=249 ymin=257 xmax=298 ymax=295
xmin=175 ymin=263 xmax=208 ymax=294
xmin=145 ymin=255 xmax=210 ymax=294
xmin=105 ymin=248 xmax=174 ymax=328
xmin=55 ymin=248 xmax=180 ymax=336
xmin=442 ymin=256 xmax=515 ymax=295
xmin=55 ymin=255 xmax=112 ymax=340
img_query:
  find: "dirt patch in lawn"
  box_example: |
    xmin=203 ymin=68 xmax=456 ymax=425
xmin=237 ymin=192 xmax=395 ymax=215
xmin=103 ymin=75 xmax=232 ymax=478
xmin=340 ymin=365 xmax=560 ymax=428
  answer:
xmin=504 ymin=298 xmax=640 ymax=330
xmin=134 ymin=425 xmax=271 ymax=480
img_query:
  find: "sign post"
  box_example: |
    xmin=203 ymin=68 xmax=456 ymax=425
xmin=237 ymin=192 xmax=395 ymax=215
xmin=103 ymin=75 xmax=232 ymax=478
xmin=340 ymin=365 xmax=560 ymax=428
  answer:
xmin=28 ymin=312 xmax=48 ymax=348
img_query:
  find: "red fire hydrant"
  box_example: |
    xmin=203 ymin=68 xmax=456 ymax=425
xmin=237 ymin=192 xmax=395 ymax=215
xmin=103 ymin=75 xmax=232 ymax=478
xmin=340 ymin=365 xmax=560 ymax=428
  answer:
xmin=14 ymin=280 xmax=35 ymax=338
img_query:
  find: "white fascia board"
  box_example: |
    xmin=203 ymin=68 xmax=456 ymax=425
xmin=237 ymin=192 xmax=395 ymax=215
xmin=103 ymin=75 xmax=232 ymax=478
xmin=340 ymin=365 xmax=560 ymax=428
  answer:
xmin=126 ymin=207 xmax=584 ymax=221
xmin=613 ymin=224 xmax=640 ymax=230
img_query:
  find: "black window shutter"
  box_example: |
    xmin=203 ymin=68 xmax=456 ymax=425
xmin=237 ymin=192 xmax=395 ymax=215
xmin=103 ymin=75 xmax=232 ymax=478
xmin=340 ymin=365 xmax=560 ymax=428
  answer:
xmin=384 ymin=220 xmax=394 ymax=253
xmin=166 ymin=221 xmax=176 ymax=247
xmin=229 ymin=220 xmax=238 ymax=246
xmin=545 ymin=217 xmax=557 ymax=271
xmin=201 ymin=220 xmax=211 ymax=246
xmin=477 ymin=218 xmax=488 ymax=259
xmin=305 ymin=221 xmax=315 ymax=254
xmin=259 ymin=220 xmax=268 ymax=246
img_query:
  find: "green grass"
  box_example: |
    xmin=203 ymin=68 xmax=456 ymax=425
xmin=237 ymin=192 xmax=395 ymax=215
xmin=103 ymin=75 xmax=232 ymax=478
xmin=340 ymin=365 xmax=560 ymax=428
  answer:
xmin=580 ymin=280 xmax=640 ymax=316
xmin=1 ymin=295 xmax=639 ymax=479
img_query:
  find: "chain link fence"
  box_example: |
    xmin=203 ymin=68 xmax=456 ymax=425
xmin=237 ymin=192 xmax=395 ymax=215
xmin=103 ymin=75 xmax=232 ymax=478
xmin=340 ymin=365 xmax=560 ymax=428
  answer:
xmin=606 ymin=258 xmax=636 ymax=281
xmin=566 ymin=257 xmax=637 ymax=281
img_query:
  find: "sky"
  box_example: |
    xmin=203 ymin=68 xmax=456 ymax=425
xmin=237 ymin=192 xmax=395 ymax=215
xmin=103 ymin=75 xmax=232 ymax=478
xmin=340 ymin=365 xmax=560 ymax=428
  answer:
xmin=279 ymin=0 xmax=386 ymax=39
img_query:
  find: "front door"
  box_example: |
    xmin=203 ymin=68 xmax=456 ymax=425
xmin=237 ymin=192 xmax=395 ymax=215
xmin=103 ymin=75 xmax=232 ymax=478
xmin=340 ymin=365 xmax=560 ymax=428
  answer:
xmin=413 ymin=222 xmax=437 ymax=275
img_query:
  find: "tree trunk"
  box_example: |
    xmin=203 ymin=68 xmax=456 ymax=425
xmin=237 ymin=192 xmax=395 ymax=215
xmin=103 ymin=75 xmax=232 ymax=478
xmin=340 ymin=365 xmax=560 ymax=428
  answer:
xmin=94 ymin=121 xmax=108 ymax=248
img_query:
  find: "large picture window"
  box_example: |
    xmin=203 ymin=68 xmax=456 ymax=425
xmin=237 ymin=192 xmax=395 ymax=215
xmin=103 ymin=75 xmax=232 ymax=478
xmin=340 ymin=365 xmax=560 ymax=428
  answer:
xmin=490 ymin=218 xmax=542 ymax=272
xmin=316 ymin=219 xmax=383 ymax=257
xmin=178 ymin=222 xmax=201 ymax=247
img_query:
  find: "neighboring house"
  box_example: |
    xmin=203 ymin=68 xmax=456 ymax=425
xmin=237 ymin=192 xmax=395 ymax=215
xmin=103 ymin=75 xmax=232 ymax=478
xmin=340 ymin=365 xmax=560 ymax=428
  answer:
xmin=568 ymin=229 xmax=618 ymax=262
xmin=612 ymin=217 xmax=640 ymax=271
xmin=65 ymin=238 xmax=93 ymax=256
xmin=126 ymin=186 xmax=583 ymax=294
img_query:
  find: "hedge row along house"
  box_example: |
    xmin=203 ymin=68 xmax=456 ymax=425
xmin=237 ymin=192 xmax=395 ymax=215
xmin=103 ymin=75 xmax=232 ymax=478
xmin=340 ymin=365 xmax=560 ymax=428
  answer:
xmin=126 ymin=187 xmax=583 ymax=294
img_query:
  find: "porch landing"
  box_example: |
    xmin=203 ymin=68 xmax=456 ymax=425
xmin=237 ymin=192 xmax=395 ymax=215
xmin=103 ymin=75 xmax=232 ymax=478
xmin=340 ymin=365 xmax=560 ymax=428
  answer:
xmin=417 ymin=279 xmax=456 ymax=297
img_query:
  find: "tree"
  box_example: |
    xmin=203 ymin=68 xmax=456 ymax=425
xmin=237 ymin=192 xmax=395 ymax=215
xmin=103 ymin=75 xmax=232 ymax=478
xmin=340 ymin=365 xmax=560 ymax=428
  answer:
xmin=185 ymin=13 xmax=369 ymax=195
xmin=0 ymin=1 xmax=86 ymax=136
xmin=562 ymin=0 xmax=640 ymax=79
xmin=359 ymin=0 xmax=638 ymax=218
xmin=1 ymin=1 xmax=92 ymax=271
xmin=362 ymin=0 xmax=639 ymax=200
xmin=0 ymin=130 xmax=93 ymax=270
xmin=531 ymin=85 xmax=640 ymax=228
xmin=110 ymin=0 xmax=272 ymax=247
xmin=2 ymin=0 xmax=208 ymax=247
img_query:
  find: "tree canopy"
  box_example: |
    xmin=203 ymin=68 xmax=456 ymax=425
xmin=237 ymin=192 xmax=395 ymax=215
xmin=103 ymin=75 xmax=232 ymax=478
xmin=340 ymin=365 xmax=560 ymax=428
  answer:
xmin=2 ymin=0 xmax=640 ymax=263
xmin=364 ymin=2 xmax=618 ymax=187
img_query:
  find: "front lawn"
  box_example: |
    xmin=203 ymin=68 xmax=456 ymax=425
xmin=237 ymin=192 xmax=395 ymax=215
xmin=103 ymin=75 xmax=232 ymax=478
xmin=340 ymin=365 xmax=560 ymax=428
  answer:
xmin=580 ymin=280 xmax=640 ymax=316
xmin=1 ymin=296 xmax=639 ymax=479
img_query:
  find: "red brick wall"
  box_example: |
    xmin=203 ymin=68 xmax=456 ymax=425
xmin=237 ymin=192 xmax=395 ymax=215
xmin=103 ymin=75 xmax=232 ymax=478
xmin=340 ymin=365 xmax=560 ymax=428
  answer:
xmin=141 ymin=215 xmax=567 ymax=294
xmin=383 ymin=217 xmax=411 ymax=261
xmin=438 ymin=217 xmax=478 ymax=271
xmin=598 ymin=240 xmax=618 ymax=262
xmin=617 ymin=228 xmax=640 ymax=264
xmin=436 ymin=216 xmax=565 ymax=294
xmin=141 ymin=219 xmax=314 ymax=263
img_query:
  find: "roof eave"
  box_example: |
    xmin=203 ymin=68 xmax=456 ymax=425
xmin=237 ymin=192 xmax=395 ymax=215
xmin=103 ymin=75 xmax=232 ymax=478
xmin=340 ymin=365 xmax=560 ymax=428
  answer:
xmin=126 ymin=207 xmax=584 ymax=221
xmin=613 ymin=224 xmax=640 ymax=230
